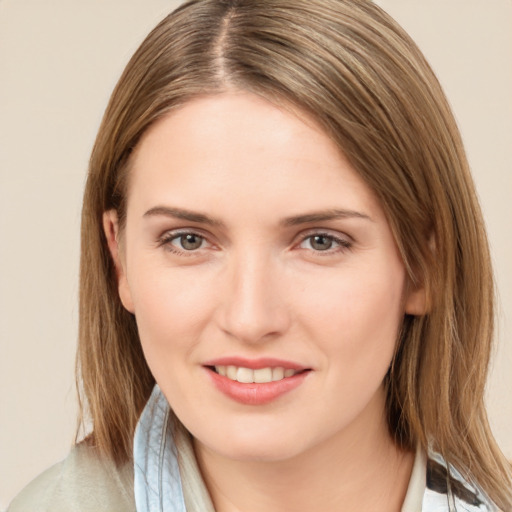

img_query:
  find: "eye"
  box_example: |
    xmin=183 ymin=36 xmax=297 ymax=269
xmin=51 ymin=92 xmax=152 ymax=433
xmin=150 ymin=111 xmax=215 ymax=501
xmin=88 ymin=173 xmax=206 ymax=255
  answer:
xmin=158 ymin=231 xmax=209 ymax=254
xmin=299 ymin=233 xmax=351 ymax=252
xmin=174 ymin=233 xmax=205 ymax=251
xmin=305 ymin=234 xmax=334 ymax=251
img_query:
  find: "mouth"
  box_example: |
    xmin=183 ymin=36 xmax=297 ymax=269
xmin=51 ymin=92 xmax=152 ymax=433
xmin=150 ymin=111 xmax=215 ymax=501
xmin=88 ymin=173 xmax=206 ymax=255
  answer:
xmin=207 ymin=365 xmax=309 ymax=384
xmin=202 ymin=358 xmax=312 ymax=405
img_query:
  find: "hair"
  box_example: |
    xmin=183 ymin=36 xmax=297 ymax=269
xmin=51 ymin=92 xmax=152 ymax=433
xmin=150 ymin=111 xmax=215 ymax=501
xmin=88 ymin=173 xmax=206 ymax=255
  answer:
xmin=77 ymin=0 xmax=512 ymax=508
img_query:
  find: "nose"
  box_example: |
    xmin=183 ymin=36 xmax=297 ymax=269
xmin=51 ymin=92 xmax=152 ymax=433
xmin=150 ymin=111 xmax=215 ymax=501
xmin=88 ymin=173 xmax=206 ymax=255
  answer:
xmin=217 ymin=251 xmax=291 ymax=344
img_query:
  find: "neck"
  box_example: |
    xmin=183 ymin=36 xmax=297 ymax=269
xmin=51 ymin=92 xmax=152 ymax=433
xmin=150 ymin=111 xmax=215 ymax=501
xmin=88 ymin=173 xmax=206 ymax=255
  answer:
xmin=193 ymin=392 xmax=414 ymax=512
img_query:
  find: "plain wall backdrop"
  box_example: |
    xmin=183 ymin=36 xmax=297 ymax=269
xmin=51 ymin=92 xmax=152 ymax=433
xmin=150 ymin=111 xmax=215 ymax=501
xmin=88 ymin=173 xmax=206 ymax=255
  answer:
xmin=1 ymin=0 xmax=511 ymax=508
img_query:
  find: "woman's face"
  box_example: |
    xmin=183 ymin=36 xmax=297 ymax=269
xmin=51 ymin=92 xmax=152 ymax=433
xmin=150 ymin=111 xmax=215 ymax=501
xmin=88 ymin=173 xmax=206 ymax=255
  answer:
xmin=105 ymin=92 xmax=422 ymax=462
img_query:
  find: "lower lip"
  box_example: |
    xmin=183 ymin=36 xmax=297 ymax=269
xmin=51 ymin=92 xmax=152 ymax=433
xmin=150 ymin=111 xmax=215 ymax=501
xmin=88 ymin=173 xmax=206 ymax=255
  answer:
xmin=206 ymin=368 xmax=310 ymax=405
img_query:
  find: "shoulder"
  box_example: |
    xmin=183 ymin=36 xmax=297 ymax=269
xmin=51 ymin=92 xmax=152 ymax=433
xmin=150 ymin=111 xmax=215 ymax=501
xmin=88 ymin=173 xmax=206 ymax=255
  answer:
xmin=8 ymin=442 xmax=135 ymax=512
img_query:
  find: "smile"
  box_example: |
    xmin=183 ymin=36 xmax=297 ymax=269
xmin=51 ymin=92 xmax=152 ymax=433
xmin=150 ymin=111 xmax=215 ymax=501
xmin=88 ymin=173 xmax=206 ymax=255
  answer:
xmin=213 ymin=365 xmax=301 ymax=383
xmin=203 ymin=358 xmax=312 ymax=405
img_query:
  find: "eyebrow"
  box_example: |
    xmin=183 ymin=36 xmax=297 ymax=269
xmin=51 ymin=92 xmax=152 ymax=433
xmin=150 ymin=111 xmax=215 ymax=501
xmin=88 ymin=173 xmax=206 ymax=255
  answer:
xmin=281 ymin=209 xmax=373 ymax=226
xmin=143 ymin=206 xmax=226 ymax=227
xmin=143 ymin=206 xmax=373 ymax=227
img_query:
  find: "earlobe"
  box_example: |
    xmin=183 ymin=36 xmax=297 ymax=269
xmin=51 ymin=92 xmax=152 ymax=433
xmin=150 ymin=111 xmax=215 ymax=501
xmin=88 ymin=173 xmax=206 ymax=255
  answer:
xmin=404 ymin=284 xmax=428 ymax=316
xmin=405 ymin=233 xmax=436 ymax=316
xmin=102 ymin=210 xmax=135 ymax=313
xmin=405 ymin=235 xmax=435 ymax=316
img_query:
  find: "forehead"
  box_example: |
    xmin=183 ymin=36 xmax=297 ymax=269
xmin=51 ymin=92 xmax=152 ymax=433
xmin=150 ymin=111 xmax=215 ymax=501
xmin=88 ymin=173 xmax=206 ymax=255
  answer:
xmin=127 ymin=92 xmax=383 ymax=222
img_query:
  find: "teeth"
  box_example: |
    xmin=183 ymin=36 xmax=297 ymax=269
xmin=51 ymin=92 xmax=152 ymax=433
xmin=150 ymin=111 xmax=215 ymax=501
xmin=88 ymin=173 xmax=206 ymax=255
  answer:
xmin=272 ymin=367 xmax=284 ymax=381
xmin=254 ymin=368 xmax=272 ymax=383
xmin=214 ymin=365 xmax=300 ymax=383
xmin=227 ymin=365 xmax=237 ymax=380
xmin=237 ymin=367 xmax=254 ymax=383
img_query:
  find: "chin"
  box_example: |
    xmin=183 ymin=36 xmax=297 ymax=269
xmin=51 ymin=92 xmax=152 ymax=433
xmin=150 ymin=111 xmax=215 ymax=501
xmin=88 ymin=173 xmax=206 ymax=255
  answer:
xmin=191 ymin=418 xmax=317 ymax=463
xmin=207 ymin=438 xmax=303 ymax=463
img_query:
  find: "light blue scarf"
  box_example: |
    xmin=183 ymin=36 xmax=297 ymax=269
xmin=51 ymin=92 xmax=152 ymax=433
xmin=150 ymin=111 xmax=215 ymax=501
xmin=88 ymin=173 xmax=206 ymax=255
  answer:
xmin=134 ymin=385 xmax=186 ymax=512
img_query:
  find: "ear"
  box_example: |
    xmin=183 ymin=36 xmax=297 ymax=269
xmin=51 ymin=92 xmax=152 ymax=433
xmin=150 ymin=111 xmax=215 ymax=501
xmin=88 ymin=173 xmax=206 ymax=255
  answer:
xmin=404 ymin=282 xmax=427 ymax=316
xmin=404 ymin=233 xmax=435 ymax=316
xmin=102 ymin=210 xmax=135 ymax=313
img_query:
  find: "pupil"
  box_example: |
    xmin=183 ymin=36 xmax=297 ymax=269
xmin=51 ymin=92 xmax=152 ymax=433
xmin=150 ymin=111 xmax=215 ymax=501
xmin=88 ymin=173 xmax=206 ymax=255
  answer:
xmin=181 ymin=234 xmax=202 ymax=250
xmin=311 ymin=235 xmax=332 ymax=251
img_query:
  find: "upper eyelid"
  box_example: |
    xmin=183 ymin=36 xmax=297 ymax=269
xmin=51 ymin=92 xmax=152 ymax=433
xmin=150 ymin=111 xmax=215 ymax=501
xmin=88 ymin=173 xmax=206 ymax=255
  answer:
xmin=156 ymin=227 xmax=353 ymax=247
xmin=293 ymin=230 xmax=354 ymax=255
xmin=158 ymin=229 xmax=212 ymax=247
xmin=297 ymin=234 xmax=351 ymax=249
xmin=295 ymin=228 xmax=353 ymax=243
xmin=157 ymin=231 xmax=214 ymax=257
xmin=159 ymin=227 xmax=211 ymax=239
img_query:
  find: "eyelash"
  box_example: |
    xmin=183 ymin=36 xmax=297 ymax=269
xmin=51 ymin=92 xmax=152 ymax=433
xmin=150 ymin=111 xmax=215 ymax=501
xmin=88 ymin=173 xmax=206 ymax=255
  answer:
xmin=297 ymin=232 xmax=353 ymax=254
xmin=157 ymin=230 xmax=353 ymax=256
xmin=157 ymin=230 xmax=210 ymax=256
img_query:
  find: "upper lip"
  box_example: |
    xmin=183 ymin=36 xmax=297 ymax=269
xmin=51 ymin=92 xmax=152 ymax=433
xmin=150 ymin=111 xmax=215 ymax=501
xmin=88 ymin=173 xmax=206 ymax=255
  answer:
xmin=202 ymin=356 xmax=310 ymax=371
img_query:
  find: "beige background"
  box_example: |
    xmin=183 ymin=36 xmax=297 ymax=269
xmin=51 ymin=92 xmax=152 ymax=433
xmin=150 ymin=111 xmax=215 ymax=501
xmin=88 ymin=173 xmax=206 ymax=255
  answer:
xmin=1 ymin=0 xmax=511 ymax=508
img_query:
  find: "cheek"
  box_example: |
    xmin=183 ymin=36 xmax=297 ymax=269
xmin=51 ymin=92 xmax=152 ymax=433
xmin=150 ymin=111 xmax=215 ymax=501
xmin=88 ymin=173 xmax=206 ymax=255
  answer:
xmin=298 ymin=262 xmax=405 ymax=369
xmin=294 ymin=264 xmax=406 ymax=430
xmin=127 ymin=260 xmax=218 ymax=356
xmin=129 ymin=266 xmax=220 ymax=406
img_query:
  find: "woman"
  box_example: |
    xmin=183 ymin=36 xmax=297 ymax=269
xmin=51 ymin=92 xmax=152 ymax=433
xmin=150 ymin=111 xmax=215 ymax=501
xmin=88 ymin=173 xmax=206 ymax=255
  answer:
xmin=9 ymin=0 xmax=512 ymax=510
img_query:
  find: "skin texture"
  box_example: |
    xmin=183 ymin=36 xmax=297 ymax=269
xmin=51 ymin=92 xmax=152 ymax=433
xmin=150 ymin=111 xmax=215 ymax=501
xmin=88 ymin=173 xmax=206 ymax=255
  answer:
xmin=104 ymin=92 xmax=424 ymax=511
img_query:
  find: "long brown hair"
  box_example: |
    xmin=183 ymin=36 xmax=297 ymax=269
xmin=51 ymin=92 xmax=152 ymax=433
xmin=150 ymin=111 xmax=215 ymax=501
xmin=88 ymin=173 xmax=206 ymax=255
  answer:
xmin=77 ymin=0 xmax=512 ymax=507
